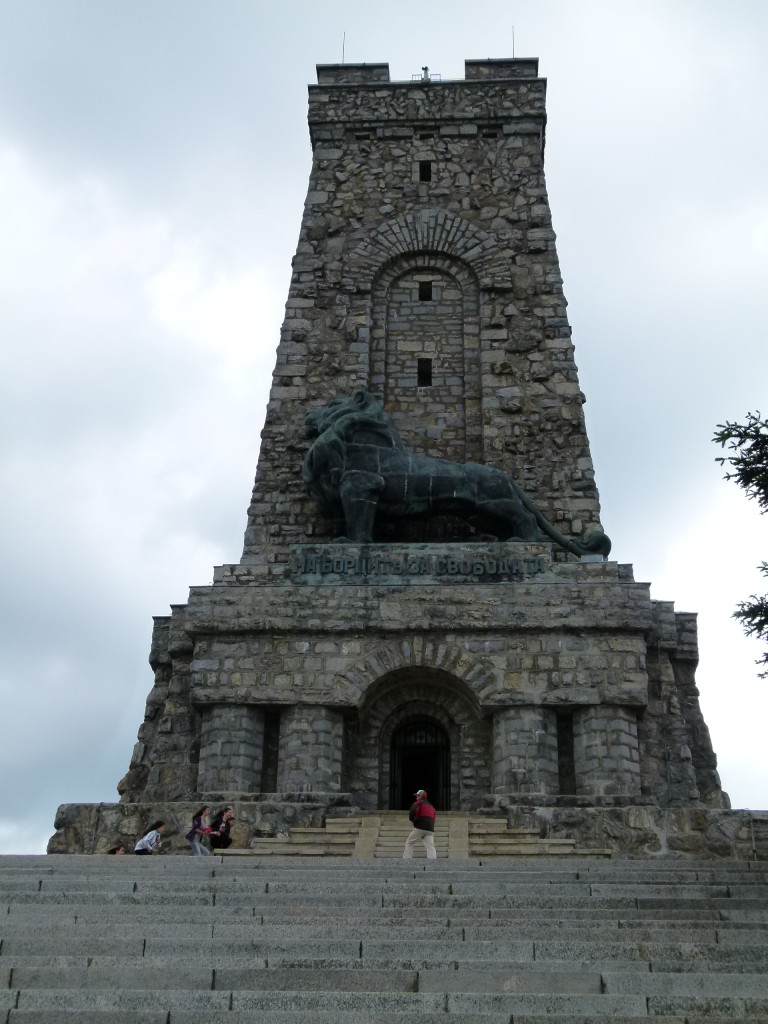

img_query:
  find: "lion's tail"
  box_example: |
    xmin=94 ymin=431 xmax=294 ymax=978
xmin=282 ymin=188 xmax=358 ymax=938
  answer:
xmin=514 ymin=483 xmax=612 ymax=558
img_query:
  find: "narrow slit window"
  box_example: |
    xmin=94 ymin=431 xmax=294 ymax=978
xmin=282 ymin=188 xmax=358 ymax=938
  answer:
xmin=260 ymin=709 xmax=281 ymax=794
xmin=419 ymin=160 xmax=432 ymax=182
xmin=418 ymin=280 xmax=433 ymax=301
xmin=417 ymin=358 xmax=433 ymax=387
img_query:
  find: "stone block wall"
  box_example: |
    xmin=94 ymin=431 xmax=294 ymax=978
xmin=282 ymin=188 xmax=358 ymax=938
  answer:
xmin=47 ymin=797 xmax=768 ymax=861
xmin=119 ymin=610 xmax=200 ymax=803
xmin=276 ymin=705 xmax=344 ymax=792
xmin=197 ymin=705 xmax=264 ymax=792
xmin=504 ymin=802 xmax=768 ymax=860
xmin=637 ymin=601 xmax=726 ymax=809
xmin=48 ymin=797 xmax=355 ymax=856
xmin=111 ymin=544 xmax=728 ymax=817
xmin=492 ymin=706 xmax=559 ymax=795
xmin=672 ymin=611 xmax=726 ymax=806
xmin=573 ymin=706 xmax=641 ymax=798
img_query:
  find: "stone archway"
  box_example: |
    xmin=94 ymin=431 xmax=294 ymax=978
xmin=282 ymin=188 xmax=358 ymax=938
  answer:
xmin=344 ymin=665 xmax=491 ymax=811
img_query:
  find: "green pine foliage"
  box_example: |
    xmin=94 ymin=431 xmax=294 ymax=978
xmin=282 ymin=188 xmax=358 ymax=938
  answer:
xmin=714 ymin=412 xmax=768 ymax=678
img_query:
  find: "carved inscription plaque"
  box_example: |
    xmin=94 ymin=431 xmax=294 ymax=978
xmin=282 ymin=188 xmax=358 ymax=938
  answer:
xmin=290 ymin=544 xmax=549 ymax=585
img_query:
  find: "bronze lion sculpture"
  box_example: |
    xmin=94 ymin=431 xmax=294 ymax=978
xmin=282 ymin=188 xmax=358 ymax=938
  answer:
xmin=302 ymin=391 xmax=611 ymax=558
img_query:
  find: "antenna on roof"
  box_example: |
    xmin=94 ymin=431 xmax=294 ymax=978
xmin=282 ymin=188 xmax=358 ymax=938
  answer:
xmin=342 ymin=32 xmax=346 ymax=64
xmin=512 ymin=25 xmax=515 ymax=58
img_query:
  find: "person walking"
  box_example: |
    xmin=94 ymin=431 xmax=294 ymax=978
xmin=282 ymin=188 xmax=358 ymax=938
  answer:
xmin=402 ymin=789 xmax=437 ymax=860
xmin=134 ymin=821 xmax=165 ymax=855
xmin=185 ymin=805 xmax=212 ymax=856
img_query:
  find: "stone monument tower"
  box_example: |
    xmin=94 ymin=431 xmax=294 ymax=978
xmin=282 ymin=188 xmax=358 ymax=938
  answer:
xmin=51 ymin=58 xmax=740 ymax=856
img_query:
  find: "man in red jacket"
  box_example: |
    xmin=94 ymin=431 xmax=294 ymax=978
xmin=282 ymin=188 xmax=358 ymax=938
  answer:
xmin=402 ymin=789 xmax=437 ymax=860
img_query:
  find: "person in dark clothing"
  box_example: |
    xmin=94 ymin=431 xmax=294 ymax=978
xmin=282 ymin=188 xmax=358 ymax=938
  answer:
xmin=185 ymin=805 xmax=212 ymax=857
xmin=403 ymin=789 xmax=437 ymax=859
xmin=209 ymin=806 xmax=234 ymax=850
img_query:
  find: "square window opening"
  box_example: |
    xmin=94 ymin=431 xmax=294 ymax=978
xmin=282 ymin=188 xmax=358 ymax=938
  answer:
xmin=418 ymin=280 xmax=433 ymax=301
xmin=417 ymin=358 xmax=433 ymax=387
xmin=419 ymin=160 xmax=432 ymax=182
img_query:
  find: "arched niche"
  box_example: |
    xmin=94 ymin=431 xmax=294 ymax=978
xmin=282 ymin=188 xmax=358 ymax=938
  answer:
xmin=344 ymin=666 xmax=491 ymax=811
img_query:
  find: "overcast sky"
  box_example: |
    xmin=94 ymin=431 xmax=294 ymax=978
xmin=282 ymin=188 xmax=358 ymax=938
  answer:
xmin=1 ymin=0 xmax=766 ymax=854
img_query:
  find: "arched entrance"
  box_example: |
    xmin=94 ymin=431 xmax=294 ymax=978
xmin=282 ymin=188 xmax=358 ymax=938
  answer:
xmin=343 ymin=663 xmax=491 ymax=812
xmin=389 ymin=719 xmax=450 ymax=811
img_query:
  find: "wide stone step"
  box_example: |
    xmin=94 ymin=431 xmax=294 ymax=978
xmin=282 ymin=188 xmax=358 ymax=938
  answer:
xmin=284 ymin=830 xmax=357 ymax=842
xmin=3 ymin=914 xmax=764 ymax=949
xmin=6 ymin=874 xmax=758 ymax=894
xmin=10 ymin=937 xmax=765 ymax=967
xmin=8 ymin=961 xmax=653 ymax=994
xmin=7 ymin=887 xmax=766 ymax=914
xmin=2 ymin=988 xmax=654 ymax=1016
xmin=11 ymin=907 xmax=749 ymax=935
xmin=245 ymin=844 xmax=353 ymax=856
xmin=377 ymin=823 xmax=450 ymax=830
xmin=11 ymin=987 xmax=768 ymax=1017
xmin=7 ymin=1014 xmax=167 ymax=1024
xmin=9 ymin=1015 xmax=754 ymax=1024
xmin=601 ymin=972 xmax=768 ymax=997
xmin=20 ymin=852 xmax=765 ymax=875
xmin=4 ymin=1015 xmax=509 ymax=1024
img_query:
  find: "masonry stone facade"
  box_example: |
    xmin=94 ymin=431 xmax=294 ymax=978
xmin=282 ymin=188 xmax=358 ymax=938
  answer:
xmin=50 ymin=58 xmax=744 ymax=858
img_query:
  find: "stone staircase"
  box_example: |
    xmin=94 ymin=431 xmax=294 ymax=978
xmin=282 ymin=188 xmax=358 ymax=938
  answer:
xmin=239 ymin=812 xmax=613 ymax=859
xmin=1 ymin=853 xmax=767 ymax=1021
xmin=240 ymin=818 xmax=361 ymax=857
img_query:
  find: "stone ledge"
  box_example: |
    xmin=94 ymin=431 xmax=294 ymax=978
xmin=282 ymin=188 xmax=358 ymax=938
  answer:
xmin=47 ymin=801 xmax=768 ymax=861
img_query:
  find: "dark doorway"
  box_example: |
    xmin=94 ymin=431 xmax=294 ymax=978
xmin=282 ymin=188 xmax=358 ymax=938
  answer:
xmin=389 ymin=719 xmax=450 ymax=810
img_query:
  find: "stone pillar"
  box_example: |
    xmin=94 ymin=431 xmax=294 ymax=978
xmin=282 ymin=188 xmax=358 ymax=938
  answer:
xmin=573 ymin=705 xmax=641 ymax=798
xmin=276 ymin=705 xmax=344 ymax=792
xmin=492 ymin=706 xmax=558 ymax=796
xmin=197 ymin=705 xmax=265 ymax=793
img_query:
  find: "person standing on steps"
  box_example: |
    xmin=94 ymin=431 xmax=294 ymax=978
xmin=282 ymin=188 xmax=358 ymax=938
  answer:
xmin=403 ymin=789 xmax=437 ymax=860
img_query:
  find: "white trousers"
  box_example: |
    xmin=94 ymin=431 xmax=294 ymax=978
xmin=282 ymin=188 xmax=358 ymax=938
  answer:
xmin=403 ymin=827 xmax=437 ymax=859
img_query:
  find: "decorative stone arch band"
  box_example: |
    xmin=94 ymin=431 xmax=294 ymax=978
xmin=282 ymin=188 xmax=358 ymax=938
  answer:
xmin=339 ymin=638 xmax=497 ymax=709
xmin=348 ymin=207 xmax=514 ymax=289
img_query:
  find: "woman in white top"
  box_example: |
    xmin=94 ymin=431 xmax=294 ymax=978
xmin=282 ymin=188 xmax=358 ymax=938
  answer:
xmin=134 ymin=820 xmax=165 ymax=855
